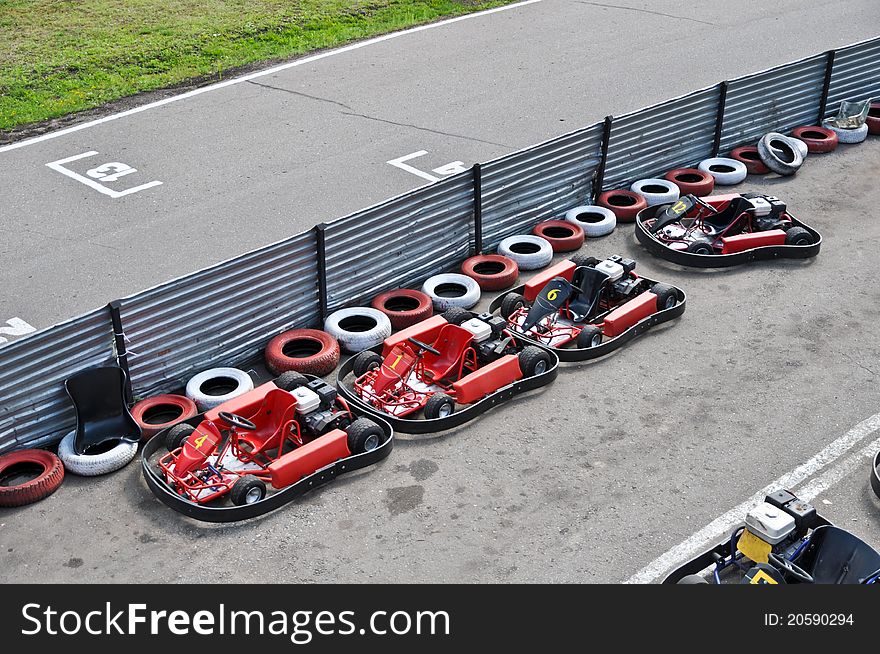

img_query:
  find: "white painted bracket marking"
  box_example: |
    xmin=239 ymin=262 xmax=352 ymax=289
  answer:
xmin=387 ymin=151 xmax=467 ymax=182
xmin=46 ymin=151 xmax=162 ymax=198
xmin=0 ymin=317 xmax=36 ymax=344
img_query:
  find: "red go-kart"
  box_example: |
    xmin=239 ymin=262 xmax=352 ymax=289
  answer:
xmin=497 ymin=254 xmax=679 ymax=350
xmin=158 ymin=372 xmax=383 ymax=506
xmin=643 ymin=192 xmax=816 ymax=255
xmin=348 ymin=309 xmax=553 ymax=421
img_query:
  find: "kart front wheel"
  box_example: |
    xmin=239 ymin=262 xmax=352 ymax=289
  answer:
xmin=424 ymin=393 xmax=455 ymax=420
xmin=677 ymin=574 xmax=709 ymax=584
xmin=352 ymin=351 xmax=383 ymax=378
xmin=230 ymin=475 xmax=266 ymax=506
xmin=686 ymin=240 xmax=714 ymax=255
xmin=784 ymin=226 xmax=813 ymax=246
xmin=346 ymin=418 xmax=384 ymax=453
xmin=651 ymin=283 xmax=678 ymax=311
xmin=519 ymin=346 xmax=552 ymax=377
xmin=165 ymin=423 xmax=195 ymax=452
xmin=576 ymin=325 xmax=603 ymax=348
xmin=500 ymin=292 xmax=527 ymax=320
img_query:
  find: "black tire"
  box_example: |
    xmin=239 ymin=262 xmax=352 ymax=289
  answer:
xmin=785 ymin=226 xmax=813 ymax=246
xmin=569 ymin=254 xmax=600 ymax=267
xmin=274 ymin=371 xmax=309 ymax=392
xmin=423 ymin=393 xmax=455 ymax=419
xmin=677 ymin=574 xmax=709 ymax=585
xmin=352 ymin=351 xmax=383 ymax=378
xmin=345 ymin=418 xmax=383 ymax=453
xmin=230 ymin=475 xmax=267 ymax=506
xmin=165 ymin=423 xmax=195 ymax=452
xmin=651 ymin=283 xmax=678 ymax=311
xmin=576 ymin=325 xmax=603 ymax=348
xmin=500 ymin=292 xmax=527 ymax=320
xmin=686 ymin=240 xmax=714 ymax=255
xmin=441 ymin=307 xmax=471 ymax=326
xmin=518 ymin=346 xmax=552 ymax=377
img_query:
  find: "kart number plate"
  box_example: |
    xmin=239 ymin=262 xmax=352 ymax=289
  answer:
xmin=737 ymin=529 xmax=772 ymax=564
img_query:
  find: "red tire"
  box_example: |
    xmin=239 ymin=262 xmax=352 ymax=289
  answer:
xmin=0 ymin=449 xmax=64 ymax=507
xmin=531 ymin=220 xmax=585 ymax=252
xmin=730 ymin=146 xmax=770 ymax=174
xmin=370 ymin=289 xmax=433 ymax=330
xmin=460 ymin=254 xmax=519 ymax=291
xmin=867 ymin=103 xmax=880 ymax=135
xmin=790 ymin=126 xmax=839 ymax=153
xmin=596 ymin=190 xmax=648 ymax=223
xmin=664 ymin=168 xmax=714 ymax=196
xmin=265 ymin=329 xmax=340 ymax=376
xmin=131 ymin=394 xmax=199 ymax=440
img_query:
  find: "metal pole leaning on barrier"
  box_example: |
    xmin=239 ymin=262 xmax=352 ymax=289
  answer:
xmin=818 ymin=50 xmax=836 ymax=123
xmin=315 ymin=223 xmax=329 ymax=323
xmin=712 ymin=81 xmax=729 ymax=157
xmin=107 ymin=300 xmax=133 ymax=405
xmin=473 ymin=163 xmax=483 ymax=255
xmin=593 ymin=115 xmax=613 ymax=197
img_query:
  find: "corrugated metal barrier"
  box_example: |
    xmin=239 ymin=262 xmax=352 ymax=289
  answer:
xmin=2 ymin=36 xmax=879 ymax=452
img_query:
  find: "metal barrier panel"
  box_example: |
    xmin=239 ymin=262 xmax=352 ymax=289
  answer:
xmin=323 ymin=171 xmax=474 ymax=311
xmin=825 ymin=37 xmax=880 ymax=117
xmin=719 ymin=55 xmax=827 ymax=154
xmin=480 ymin=123 xmax=604 ymax=250
xmin=602 ymin=86 xmax=721 ymax=191
xmin=0 ymin=309 xmax=114 ymax=453
xmin=121 ymin=231 xmax=319 ymax=397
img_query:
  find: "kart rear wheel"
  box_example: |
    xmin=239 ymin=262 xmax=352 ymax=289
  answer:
xmin=576 ymin=325 xmax=603 ymax=349
xmin=569 ymin=255 xmax=600 ymax=268
xmin=424 ymin=393 xmax=455 ymax=420
xmin=500 ymin=292 xmax=527 ymax=320
xmin=677 ymin=574 xmax=709 ymax=584
xmin=352 ymin=351 xmax=383 ymax=378
xmin=651 ymin=283 xmax=678 ymax=311
xmin=784 ymin=226 xmax=813 ymax=246
xmin=686 ymin=240 xmax=714 ymax=256
xmin=441 ymin=307 xmax=472 ymax=326
xmin=230 ymin=475 xmax=266 ymax=506
xmin=346 ymin=418 xmax=384 ymax=453
xmin=165 ymin=423 xmax=195 ymax=452
xmin=274 ymin=371 xmax=309 ymax=392
xmin=519 ymin=346 xmax=552 ymax=377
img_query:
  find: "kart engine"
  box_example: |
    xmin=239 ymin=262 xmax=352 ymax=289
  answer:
xmin=742 ymin=193 xmax=788 ymax=231
xmin=593 ymin=256 xmax=641 ymax=298
xmin=291 ymin=380 xmax=350 ymax=435
xmin=464 ymin=313 xmax=516 ymax=362
xmin=743 ymin=490 xmax=818 ymax=561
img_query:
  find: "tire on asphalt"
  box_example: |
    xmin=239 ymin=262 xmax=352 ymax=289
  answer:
xmin=58 ymin=430 xmax=138 ymax=476
xmin=564 ymin=205 xmax=616 ymax=238
xmin=185 ymin=367 xmax=255 ymax=411
xmin=629 ymin=178 xmax=680 ymax=207
xmin=790 ymin=126 xmax=839 ymax=153
xmin=460 ymin=255 xmax=519 ymax=291
xmin=757 ymin=133 xmax=804 ymax=176
xmin=663 ymin=168 xmax=715 ymax=196
xmin=130 ymin=394 xmax=199 ymax=441
xmin=531 ymin=220 xmax=585 ymax=252
xmin=421 ymin=273 xmax=482 ymax=311
xmin=265 ymin=328 xmax=340 ymax=377
xmin=371 ymin=289 xmax=434 ymax=330
xmin=697 ymin=157 xmax=748 ymax=185
xmin=324 ymin=307 xmax=393 ymax=353
xmin=596 ymin=190 xmax=648 ymax=223
xmin=730 ymin=146 xmax=770 ymax=175
xmin=497 ymin=235 xmax=554 ymax=270
xmin=822 ymin=120 xmax=869 ymax=144
xmin=0 ymin=449 xmax=64 ymax=507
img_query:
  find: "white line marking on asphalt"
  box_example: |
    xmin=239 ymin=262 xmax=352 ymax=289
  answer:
xmin=0 ymin=318 xmax=37 ymax=344
xmin=387 ymin=150 xmax=441 ymax=182
xmin=625 ymin=411 xmax=880 ymax=584
xmin=0 ymin=0 xmax=543 ymax=155
xmin=46 ymin=151 xmax=162 ymax=198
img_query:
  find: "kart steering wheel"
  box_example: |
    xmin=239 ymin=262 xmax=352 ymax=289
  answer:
xmin=768 ymin=552 xmax=814 ymax=583
xmin=692 ymin=195 xmax=719 ymax=214
xmin=217 ymin=411 xmax=257 ymax=431
xmin=408 ymin=337 xmax=441 ymax=356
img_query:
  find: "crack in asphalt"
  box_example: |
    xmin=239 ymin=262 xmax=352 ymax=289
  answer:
xmin=340 ymin=111 xmax=510 ymax=147
xmin=573 ymin=1 xmax=716 ymax=26
xmin=247 ymin=80 xmax=354 ymax=111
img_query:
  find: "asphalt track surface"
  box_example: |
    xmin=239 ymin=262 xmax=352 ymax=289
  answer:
xmin=2 ymin=1 xmax=880 ymax=583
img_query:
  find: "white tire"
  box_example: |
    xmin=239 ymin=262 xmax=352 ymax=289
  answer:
xmin=822 ymin=120 xmax=868 ymax=144
xmin=781 ymin=137 xmax=809 ymax=160
xmin=324 ymin=307 xmax=392 ymax=353
xmin=757 ymin=133 xmax=804 ymax=176
xmin=421 ymin=273 xmax=482 ymax=311
xmin=697 ymin=158 xmax=748 ymax=185
xmin=185 ymin=367 xmax=255 ymax=411
xmin=565 ymin=205 xmax=616 ymax=238
xmin=58 ymin=431 xmax=138 ymax=476
xmin=497 ymin=235 xmax=554 ymax=270
xmin=629 ymin=179 xmax=680 ymax=207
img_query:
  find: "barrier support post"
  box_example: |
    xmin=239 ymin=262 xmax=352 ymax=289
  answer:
xmin=593 ymin=115 xmax=613 ymax=198
xmin=712 ymin=81 xmax=729 ymax=157
xmin=316 ymin=223 xmax=329 ymax=323
xmin=818 ymin=50 xmax=836 ymax=123
xmin=473 ymin=163 xmax=483 ymax=255
xmin=107 ymin=300 xmax=133 ymax=405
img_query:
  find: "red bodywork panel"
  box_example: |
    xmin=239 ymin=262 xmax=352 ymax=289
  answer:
xmin=372 ymin=344 xmax=420 ymax=395
xmin=524 ymin=260 xmax=577 ymax=302
xmin=381 ymin=315 xmax=448 ymax=357
xmin=204 ymin=381 xmax=278 ymax=421
xmin=268 ymin=429 xmax=349 ymax=488
xmin=173 ymin=422 xmax=222 ymax=476
xmin=720 ymin=230 xmax=786 ymax=253
xmin=451 ymin=354 xmax=522 ymax=405
xmin=701 ymin=193 xmax=741 ymax=208
xmin=603 ymin=291 xmax=657 ymax=338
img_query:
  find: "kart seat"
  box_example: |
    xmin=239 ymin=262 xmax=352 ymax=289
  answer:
xmin=701 ymin=196 xmax=753 ymax=234
xmin=65 ymin=365 xmax=141 ymax=455
xmin=793 ymin=526 xmax=880 ymax=584
xmin=235 ymin=388 xmax=299 ymax=455
xmin=568 ymin=266 xmax=610 ymax=320
xmin=420 ymin=324 xmax=474 ymax=381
